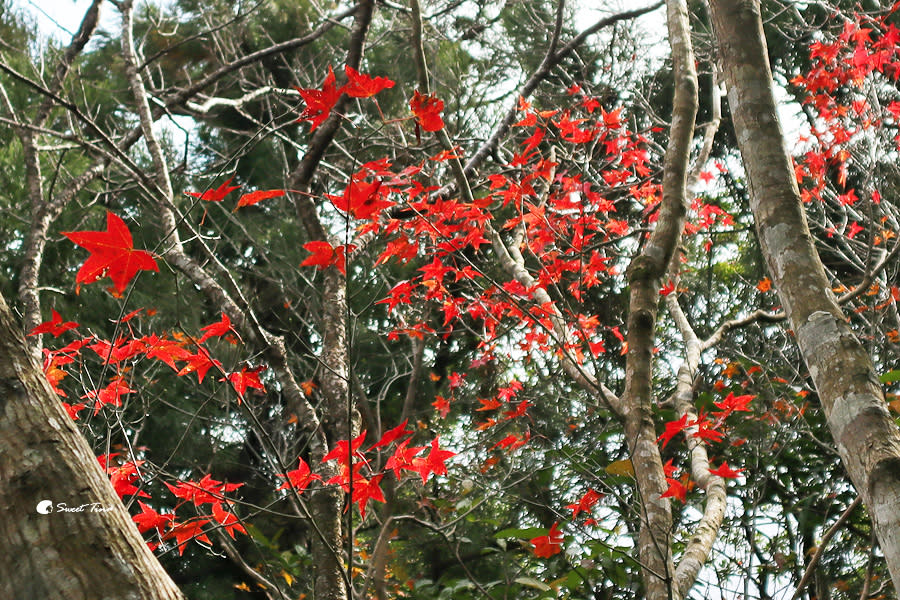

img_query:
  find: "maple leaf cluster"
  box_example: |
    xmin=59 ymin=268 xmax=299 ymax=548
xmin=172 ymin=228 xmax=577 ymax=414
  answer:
xmin=37 ymin=309 xmax=266 ymax=420
xmin=96 ymin=449 xmax=247 ymax=555
xmin=295 ymin=65 xmax=397 ymax=131
xmin=276 ymin=422 xmax=456 ymax=518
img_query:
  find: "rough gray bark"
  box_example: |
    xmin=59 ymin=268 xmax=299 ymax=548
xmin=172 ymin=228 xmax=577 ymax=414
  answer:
xmin=0 ymin=292 xmax=184 ymax=600
xmin=708 ymin=0 xmax=900 ymax=585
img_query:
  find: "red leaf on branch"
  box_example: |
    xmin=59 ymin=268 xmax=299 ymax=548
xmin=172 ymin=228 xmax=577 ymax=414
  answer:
xmin=300 ymin=241 xmax=354 ymax=275
xmin=712 ymin=392 xmax=754 ymax=420
xmin=709 ymin=461 xmax=744 ymax=479
xmin=62 ymin=211 xmax=159 ymax=294
xmin=165 ymin=473 xmax=243 ymax=507
xmin=177 ymin=349 xmax=222 ymax=384
xmin=29 ymin=309 xmax=78 ymax=337
xmin=385 ymin=439 xmax=426 ymax=479
xmin=198 ymin=313 xmax=233 ymax=343
xmin=530 ymin=522 xmax=564 ymax=558
xmin=660 ymin=477 xmax=688 ymax=503
xmin=167 ymin=519 xmax=212 ymax=555
xmin=351 ymin=473 xmax=386 ymax=518
xmin=432 ymin=395 xmax=451 ymax=418
xmin=185 ymin=176 xmax=240 ymax=202
xmin=344 ymin=65 xmax=395 ymax=98
xmin=657 ymin=413 xmax=689 ymax=449
xmin=105 ymin=460 xmax=151 ymax=499
xmin=326 ymin=178 xmax=389 ymax=220
xmin=409 ymin=436 xmax=455 ymax=484
xmin=82 ymin=377 xmax=135 ymax=415
xmin=369 ymin=418 xmax=413 ymax=451
xmin=144 ymin=334 xmax=192 ymax=370
xmin=277 ymin=457 xmax=321 ymax=493
xmin=323 ymin=430 xmax=368 ymax=467
xmin=211 ymin=501 xmax=247 ymax=538
xmin=565 ymin=489 xmax=604 ymax=519
xmin=296 ymin=65 xmax=345 ymax=131
xmin=133 ymin=501 xmax=174 ymax=535
xmin=476 ymin=397 xmax=502 ymax=411
xmin=222 ymin=365 xmax=266 ymax=403
xmin=410 ymin=90 xmax=445 ymax=132
xmin=235 ymin=189 xmax=285 ymax=210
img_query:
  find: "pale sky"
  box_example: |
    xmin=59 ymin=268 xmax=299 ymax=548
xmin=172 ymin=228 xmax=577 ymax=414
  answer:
xmin=13 ymin=0 xmax=122 ymax=41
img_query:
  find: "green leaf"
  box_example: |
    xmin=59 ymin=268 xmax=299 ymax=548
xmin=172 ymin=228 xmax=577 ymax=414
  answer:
xmin=494 ymin=526 xmax=546 ymax=539
xmin=879 ymin=370 xmax=900 ymax=384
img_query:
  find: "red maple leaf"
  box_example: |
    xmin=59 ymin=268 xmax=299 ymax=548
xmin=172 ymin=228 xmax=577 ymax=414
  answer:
xmin=177 ymin=349 xmax=222 ymax=383
xmin=432 ymin=395 xmax=451 ymax=418
xmin=185 ymin=176 xmax=240 ymax=202
xmin=235 ymin=189 xmax=285 ymax=210
xmin=691 ymin=418 xmax=725 ymax=444
xmin=384 ymin=438 xmax=425 ymax=479
xmin=300 ymin=241 xmax=353 ymax=275
xmin=369 ymin=418 xmax=413 ymax=451
xmin=62 ymin=211 xmax=159 ymax=294
xmin=211 ymin=501 xmax=247 ymax=539
xmin=106 ymin=460 xmax=151 ymax=499
xmin=712 ymin=392 xmax=754 ymax=420
xmin=323 ymin=430 xmax=368 ymax=467
xmin=409 ymin=436 xmax=455 ymax=484
xmin=167 ymin=519 xmax=212 ymax=555
xmin=326 ymin=178 xmax=389 ymax=220
xmin=277 ymin=457 xmax=321 ymax=493
xmin=530 ymin=522 xmax=564 ymax=558
xmin=491 ymin=432 xmax=530 ymax=452
xmin=657 ymin=413 xmax=689 ymax=449
xmin=61 ymin=401 xmax=86 ymax=419
xmin=165 ymin=473 xmax=243 ymax=507
xmin=82 ymin=377 xmax=135 ymax=415
xmin=660 ymin=477 xmax=688 ymax=503
xmin=132 ymin=501 xmax=175 ymax=535
xmin=29 ymin=309 xmax=79 ymax=337
xmin=709 ymin=461 xmax=744 ymax=479
xmin=222 ymin=365 xmax=266 ymax=402
xmin=476 ymin=397 xmax=502 ymax=411
xmin=351 ymin=473 xmax=386 ymax=518
xmin=565 ymin=489 xmax=603 ymax=519
xmin=198 ymin=313 xmax=233 ymax=343
xmin=296 ymin=65 xmax=345 ymax=131
xmin=144 ymin=334 xmax=192 ymax=370
xmin=344 ymin=65 xmax=395 ymax=98
xmin=410 ymin=90 xmax=445 ymax=132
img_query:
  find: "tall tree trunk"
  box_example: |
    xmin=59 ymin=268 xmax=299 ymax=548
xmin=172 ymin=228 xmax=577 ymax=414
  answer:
xmin=620 ymin=1 xmax=698 ymax=598
xmin=708 ymin=0 xmax=900 ymax=585
xmin=0 ymin=293 xmax=184 ymax=600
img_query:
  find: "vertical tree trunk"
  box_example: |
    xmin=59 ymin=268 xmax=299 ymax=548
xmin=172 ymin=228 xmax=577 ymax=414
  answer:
xmin=0 ymin=293 xmax=184 ymax=600
xmin=708 ymin=0 xmax=900 ymax=585
xmin=620 ymin=1 xmax=698 ymax=598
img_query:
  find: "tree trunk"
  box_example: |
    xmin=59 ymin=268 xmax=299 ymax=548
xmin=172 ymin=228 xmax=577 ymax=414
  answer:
xmin=0 ymin=292 xmax=184 ymax=600
xmin=619 ymin=1 xmax=698 ymax=598
xmin=708 ymin=0 xmax=900 ymax=585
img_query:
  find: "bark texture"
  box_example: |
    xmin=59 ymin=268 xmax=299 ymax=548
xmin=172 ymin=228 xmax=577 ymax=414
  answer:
xmin=0 ymin=293 xmax=184 ymax=600
xmin=708 ymin=0 xmax=900 ymax=585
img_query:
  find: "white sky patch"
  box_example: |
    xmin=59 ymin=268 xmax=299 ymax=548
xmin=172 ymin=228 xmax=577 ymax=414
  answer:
xmin=12 ymin=0 xmax=122 ymax=42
